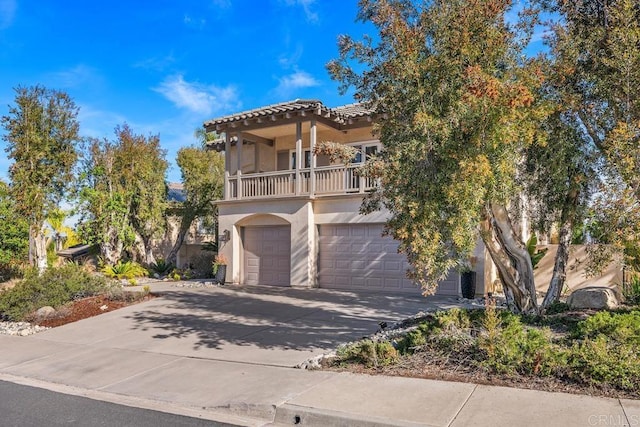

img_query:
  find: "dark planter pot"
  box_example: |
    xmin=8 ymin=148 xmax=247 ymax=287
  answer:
xmin=461 ymin=271 xmax=477 ymax=299
xmin=214 ymin=265 xmax=227 ymax=285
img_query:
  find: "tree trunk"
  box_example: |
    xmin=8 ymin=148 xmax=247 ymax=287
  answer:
xmin=101 ymin=227 xmax=124 ymax=265
xmin=541 ymin=189 xmax=578 ymax=310
xmin=165 ymin=212 xmax=196 ymax=268
xmin=480 ymin=203 xmax=537 ymax=314
xmin=29 ymin=223 xmax=48 ymax=273
xmin=141 ymin=235 xmax=156 ymax=266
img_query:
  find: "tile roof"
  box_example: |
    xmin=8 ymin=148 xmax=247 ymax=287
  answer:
xmin=204 ymin=99 xmax=328 ymax=127
xmin=204 ymin=99 xmax=373 ymax=129
xmin=332 ymin=103 xmax=373 ymax=119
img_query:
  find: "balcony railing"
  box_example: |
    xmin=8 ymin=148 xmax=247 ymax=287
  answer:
xmin=226 ymin=164 xmax=378 ymax=200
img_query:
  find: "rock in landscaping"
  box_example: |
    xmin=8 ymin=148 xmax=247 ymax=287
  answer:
xmin=567 ymin=286 xmax=619 ymax=310
xmin=35 ymin=306 xmax=56 ymax=320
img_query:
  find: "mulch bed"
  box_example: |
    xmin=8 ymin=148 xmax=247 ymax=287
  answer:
xmin=36 ymin=294 xmax=155 ymax=328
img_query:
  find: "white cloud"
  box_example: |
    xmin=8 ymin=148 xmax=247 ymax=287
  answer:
xmin=45 ymin=64 xmax=101 ymax=89
xmin=154 ymin=74 xmax=240 ymax=116
xmin=274 ymin=70 xmax=320 ymax=97
xmin=0 ymin=0 xmax=16 ymax=30
xmin=283 ymin=0 xmax=318 ymax=23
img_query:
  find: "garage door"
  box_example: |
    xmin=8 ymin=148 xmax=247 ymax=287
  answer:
xmin=243 ymin=225 xmax=291 ymax=286
xmin=318 ymin=224 xmax=459 ymax=295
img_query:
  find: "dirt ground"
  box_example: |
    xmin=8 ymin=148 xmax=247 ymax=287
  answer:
xmin=36 ymin=294 xmax=155 ymax=328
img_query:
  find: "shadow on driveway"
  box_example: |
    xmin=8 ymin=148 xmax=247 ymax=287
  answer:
xmin=124 ymin=285 xmax=454 ymax=352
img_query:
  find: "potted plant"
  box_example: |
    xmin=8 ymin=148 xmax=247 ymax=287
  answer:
xmin=213 ymin=254 xmax=228 ymax=285
xmin=460 ymin=256 xmax=477 ymax=299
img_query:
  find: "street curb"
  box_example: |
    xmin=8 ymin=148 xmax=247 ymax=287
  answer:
xmin=271 ymin=403 xmax=431 ymax=427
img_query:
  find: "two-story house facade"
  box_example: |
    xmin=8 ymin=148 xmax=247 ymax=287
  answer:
xmin=205 ymin=99 xmax=486 ymax=296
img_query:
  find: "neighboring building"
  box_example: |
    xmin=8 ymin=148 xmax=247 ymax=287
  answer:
xmin=157 ymin=182 xmax=216 ymax=273
xmin=205 ymin=99 xmax=489 ymax=296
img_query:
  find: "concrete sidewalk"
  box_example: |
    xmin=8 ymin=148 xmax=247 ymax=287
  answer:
xmin=0 ymin=284 xmax=637 ymax=426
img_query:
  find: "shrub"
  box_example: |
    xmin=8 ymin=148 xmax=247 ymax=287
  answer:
xmin=396 ymin=326 xmax=428 ymax=354
xmin=545 ymin=301 xmax=570 ymax=315
xmin=150 ymin=259 xmax=173 ymax=276
xmin=337 ymin=340 xmax=398 ymax=367
xmin=477 ymin=306 xmax=564 ymax=376
xmin=573 ymin=310 xmax=640 ymax=345
xmin=169 ymin=268 xmax=194 ymax=281
xmin=623 ymin=275 xmax=640 ymax=306
xmin=101 ymin=261 xmax=148 ymax=280
xmin=0 ymin=264 xmax=111 ymax=321
xmin=567 ymin=335 xmax=640 ymax=390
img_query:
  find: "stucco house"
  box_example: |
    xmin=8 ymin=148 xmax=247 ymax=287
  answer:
xmin=205 ymin=99 xmax=489 ymax=296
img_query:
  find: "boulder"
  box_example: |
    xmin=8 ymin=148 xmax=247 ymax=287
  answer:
xmin=567 ymin=286 xmax=619 ymax=310
xmin=34 ymin=306 xmax=56 ymax=320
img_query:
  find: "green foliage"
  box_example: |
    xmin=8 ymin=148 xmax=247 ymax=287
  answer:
xmin=1 ymin=85 xmax=80 ymax=269
xmin=150 ymin=259 xmax=174 ymax=276
xmin=623 ymin=274 xmax=640 ymax=306
xmin=332 ymin=306 xmax=640 ymax=392
xmin=568 ymin=335 xmax=640 ymax=391
xmin=573 ymin=310 xmax=640 ymax=344
xmin=327 ymin=0 xmax=548 ymax=309
xmin=201 ymin=241 xmax=218 ymax=252
xmin=337 ymin=340 xmax=398 ymax=368
xmin=526 ymin=234 xmax=548 ymax=269
xmin=0 ymin=264 xmax=110 ymax=321
xmin=0 ymin=180 xmax=28 ymax=275
xmin=544 ymin=301 xmax=570 ymax=315
xmin=169 ymin=268 xmax=194 ymax=281
xmin=164 ymin=145 xmax=225 ymax=266
xmin=478 ymin=312 xmax=563 ymax=377
xmin=101 ymin=261 xmax=148 ymax=280
xmin=77 ymin=124 xmax=167 ymax=264
xmin=541 ymin=0 xmax=640 ymax=273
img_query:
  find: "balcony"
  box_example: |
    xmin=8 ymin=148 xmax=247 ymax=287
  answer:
xmin=225 ymin=164 xmax=378 ymax=200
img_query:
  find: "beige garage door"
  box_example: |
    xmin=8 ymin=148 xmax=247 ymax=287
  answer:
xmin=318 ymin=224 xmax=459 ymax=295
xmin=243 ymin=225 xmax=291 ymax=286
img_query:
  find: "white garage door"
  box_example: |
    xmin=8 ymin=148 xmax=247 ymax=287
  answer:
xmin=243 ymin=226 xmax=291 ymax=286
xmin=318 ymin=224 xmax=459 ymax=295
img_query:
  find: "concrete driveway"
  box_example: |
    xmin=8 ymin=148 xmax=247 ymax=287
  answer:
xmin=2 ymin=283 xmax=635 ymax=426
xmin=30 ymin=283 xmax=458 ymax=367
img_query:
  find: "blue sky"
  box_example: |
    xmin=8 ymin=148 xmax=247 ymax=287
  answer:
xmin=0 ymin=1 xmax=546 ymax=184
xmin=0 ymin=0 xmax=368 ymax=182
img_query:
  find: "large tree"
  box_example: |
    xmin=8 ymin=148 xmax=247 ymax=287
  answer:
xmin=328 ymin=0 xmax=554 ymax=313
xmin=538 ymin=0 xmax=640 ymax=271
xmin=164 ymin=143 xmax=224 ymax=267
xmin=0 ymin=180 xmax=29 ymax=277
xmin=1 ymin=85 xmax=80 ymax=272
xmin=78 ymin=125 xmax=167 ymax=265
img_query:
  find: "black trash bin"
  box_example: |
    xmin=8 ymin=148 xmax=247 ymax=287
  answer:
xmin=461 ymin=271 xmax=476 ymax=299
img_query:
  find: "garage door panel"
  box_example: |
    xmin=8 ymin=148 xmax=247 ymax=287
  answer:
xmin=243 ymin=226 xmax=291 ymax=287
xmin=319 ymin=224 xmax=458 ymax=295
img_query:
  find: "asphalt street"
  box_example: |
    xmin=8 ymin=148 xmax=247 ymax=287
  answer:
xmin=0 ymin=380 xmax=232 ymax=427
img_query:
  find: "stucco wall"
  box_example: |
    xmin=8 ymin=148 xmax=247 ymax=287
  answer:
xmin=533 ymin=245 xmax=623 ymax=295
xmin=217 ymin=198 xmax=316 ymax=288
xmin=219 ymin=195 xmax=488 ymax=295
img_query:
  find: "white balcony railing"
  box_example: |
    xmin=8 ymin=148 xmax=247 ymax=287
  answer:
xmin=225 ymin=164 xmax=378 ymax=200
